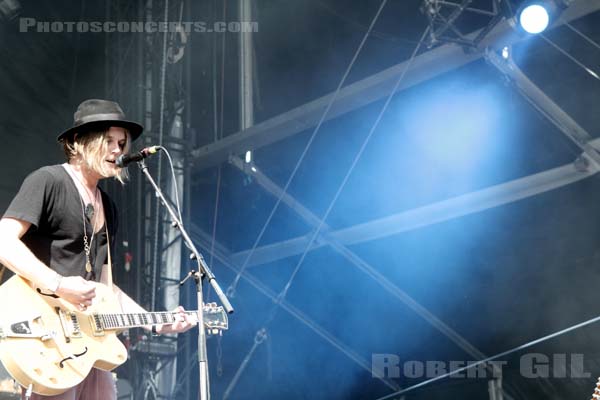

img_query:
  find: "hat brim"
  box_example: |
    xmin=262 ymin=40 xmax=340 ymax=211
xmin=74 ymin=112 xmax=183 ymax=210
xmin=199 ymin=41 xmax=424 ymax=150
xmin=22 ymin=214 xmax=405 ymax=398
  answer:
xmin=57 ymin=120 xmax=144 ymax=143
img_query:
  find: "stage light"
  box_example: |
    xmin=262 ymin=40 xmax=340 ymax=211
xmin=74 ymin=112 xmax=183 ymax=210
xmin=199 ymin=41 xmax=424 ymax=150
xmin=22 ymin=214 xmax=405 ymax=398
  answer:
xmin=502 ymin=46 xmax=510 ymax=60
xmin=245 ymin=150 xmax=252 ymax=163
xmin=519 ymin=3 xmax=550 ymax=34
xmin=516 ymin=1 xmax=568 ymax=35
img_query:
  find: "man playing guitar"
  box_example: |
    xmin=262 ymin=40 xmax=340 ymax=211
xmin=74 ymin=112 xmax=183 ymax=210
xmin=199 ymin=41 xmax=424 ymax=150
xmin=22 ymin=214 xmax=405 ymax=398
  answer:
xmin=0 ymin=99 xmax=196 ymax=399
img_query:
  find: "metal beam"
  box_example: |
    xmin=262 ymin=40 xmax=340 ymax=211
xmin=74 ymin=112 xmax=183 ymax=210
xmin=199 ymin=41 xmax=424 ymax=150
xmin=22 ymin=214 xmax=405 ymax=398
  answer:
xmin=230 ymin=159 xmax=598 ymax=267
xmin=190 ymin=0 xmax=600 ymax=170
xmin=230 ymin=156 xmax=324 ymax=227
xmin=485 ymin=49 xmax=600 ymax=166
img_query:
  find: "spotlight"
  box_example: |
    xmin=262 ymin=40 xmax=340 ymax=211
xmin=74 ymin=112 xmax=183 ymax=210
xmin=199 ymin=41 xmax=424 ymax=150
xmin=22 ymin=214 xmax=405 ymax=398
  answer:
xmin=245 ymin=150 xmax=252 ymax=164
xmin=501 ymin=46 xmax=510 ymax=60
xmin=519 ymin=4 xmax=549 ymax=33
xmin=517 ymin=1 xmax=565 ymax=34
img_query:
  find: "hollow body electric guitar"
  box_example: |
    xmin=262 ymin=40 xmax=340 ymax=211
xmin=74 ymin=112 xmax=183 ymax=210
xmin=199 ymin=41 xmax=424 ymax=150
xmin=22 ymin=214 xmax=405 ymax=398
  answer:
xmin=0 ymin=275 xmax=228 ymax=395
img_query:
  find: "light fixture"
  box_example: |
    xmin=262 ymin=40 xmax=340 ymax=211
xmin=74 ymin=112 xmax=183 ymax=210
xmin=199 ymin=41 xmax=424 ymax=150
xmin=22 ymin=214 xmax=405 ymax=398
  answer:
xmin=245 ymin=150 xmax=252 ymax=164
xmin=501 ymin=46 xmax=510 ymax=60
xmin=516 ymin=1 xmax=566 ymax=34
xmin=519 ymin=4 xmax=549 ymax=33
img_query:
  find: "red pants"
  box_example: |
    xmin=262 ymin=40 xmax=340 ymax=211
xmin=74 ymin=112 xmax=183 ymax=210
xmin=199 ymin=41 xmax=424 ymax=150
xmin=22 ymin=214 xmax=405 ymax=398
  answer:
xmin=21 ymin=368 xmax=116 ymax=400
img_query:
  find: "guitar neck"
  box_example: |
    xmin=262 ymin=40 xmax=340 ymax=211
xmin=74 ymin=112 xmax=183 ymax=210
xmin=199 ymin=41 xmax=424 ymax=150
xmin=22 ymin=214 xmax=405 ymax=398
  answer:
xmin=96 ymin=311 xmax=198 ymax=330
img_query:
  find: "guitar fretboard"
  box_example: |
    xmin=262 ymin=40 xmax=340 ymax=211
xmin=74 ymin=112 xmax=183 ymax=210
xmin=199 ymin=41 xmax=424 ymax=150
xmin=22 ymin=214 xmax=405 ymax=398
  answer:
xmin=96 ymin=311 xmax=198 ymax=330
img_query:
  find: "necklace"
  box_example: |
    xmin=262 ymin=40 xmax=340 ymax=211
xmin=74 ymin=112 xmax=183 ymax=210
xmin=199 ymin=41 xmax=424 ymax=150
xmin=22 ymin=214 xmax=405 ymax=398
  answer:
xmin=81 ymin=195 xmax=99 ymax=278
xmin=63 ymin=163 xmax=102 ymax=279
xmin=64 ymin=164 xmax=101 ymax=224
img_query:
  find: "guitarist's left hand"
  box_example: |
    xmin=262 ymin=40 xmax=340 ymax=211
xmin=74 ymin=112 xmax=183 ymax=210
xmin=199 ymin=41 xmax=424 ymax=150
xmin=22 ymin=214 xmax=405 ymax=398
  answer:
xmin=156 ymin=306 xmax=197 ymax=334
xmin=107 ymin=280 xmax=197 ymax=335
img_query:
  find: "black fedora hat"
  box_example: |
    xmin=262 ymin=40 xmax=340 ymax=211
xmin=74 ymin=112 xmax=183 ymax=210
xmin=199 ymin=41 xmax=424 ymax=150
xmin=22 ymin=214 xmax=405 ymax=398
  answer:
xmin=57 ymin=99 xmax=144 ymax=142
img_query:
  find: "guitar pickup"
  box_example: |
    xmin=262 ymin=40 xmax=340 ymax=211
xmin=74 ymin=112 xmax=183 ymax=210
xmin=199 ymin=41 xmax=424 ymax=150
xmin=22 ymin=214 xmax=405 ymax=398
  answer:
xmin=56 ymin=307 xmax=82 ymax=340
xmin=89 ymin=313 xmax=105 ymax=336
xmin=69 ymin=313 xmax=82 ymax=337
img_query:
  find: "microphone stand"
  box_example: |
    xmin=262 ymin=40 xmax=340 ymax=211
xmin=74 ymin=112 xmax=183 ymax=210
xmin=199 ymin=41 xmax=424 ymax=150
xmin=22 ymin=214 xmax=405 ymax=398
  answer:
xmin=137 ymin=159 xmax=234 ymax=400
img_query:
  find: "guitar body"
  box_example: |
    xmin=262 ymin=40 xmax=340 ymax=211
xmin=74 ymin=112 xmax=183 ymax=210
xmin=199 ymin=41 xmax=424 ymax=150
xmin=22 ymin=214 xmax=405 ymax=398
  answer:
xmin=0 ymin=275 xmax=127 ymax=395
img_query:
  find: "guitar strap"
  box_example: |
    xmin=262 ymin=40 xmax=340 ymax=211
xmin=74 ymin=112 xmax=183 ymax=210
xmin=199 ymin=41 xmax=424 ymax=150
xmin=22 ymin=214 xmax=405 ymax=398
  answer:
xmin=105 ymin=225 xmax=114 ymax=291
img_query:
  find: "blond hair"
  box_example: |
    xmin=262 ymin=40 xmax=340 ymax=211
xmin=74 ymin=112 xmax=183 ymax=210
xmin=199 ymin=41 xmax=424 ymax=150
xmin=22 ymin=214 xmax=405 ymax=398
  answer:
xmin=62 ymin=127 xmax=131 ymax=183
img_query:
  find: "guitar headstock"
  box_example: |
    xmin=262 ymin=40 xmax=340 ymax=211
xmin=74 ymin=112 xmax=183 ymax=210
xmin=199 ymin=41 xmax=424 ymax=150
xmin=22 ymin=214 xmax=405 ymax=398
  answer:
xmin=202 ymin=302 xmax=228 ymax=335
xmin=590 ymin=376 xmax=600 ymax=400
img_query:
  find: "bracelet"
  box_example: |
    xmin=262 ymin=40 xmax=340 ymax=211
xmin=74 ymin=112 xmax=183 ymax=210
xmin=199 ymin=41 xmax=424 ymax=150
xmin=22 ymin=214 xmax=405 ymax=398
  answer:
xmin=48 ymin=273 xmax=63 ymax=293
xmin=151 ymin=325 xmax=160 ymax=337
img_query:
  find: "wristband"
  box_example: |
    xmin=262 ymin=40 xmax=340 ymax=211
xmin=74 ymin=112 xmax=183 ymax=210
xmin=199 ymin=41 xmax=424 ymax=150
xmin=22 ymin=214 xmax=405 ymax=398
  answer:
xmin=48 ymin=273 xmax=63 ymax=293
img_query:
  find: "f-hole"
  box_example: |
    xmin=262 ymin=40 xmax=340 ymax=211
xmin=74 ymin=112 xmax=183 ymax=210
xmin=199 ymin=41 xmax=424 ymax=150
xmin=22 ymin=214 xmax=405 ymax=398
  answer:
xmin=59 ymin=347 xmax=88 ymax=368
xmin=36 ymin=288 xmax=59 ymax=298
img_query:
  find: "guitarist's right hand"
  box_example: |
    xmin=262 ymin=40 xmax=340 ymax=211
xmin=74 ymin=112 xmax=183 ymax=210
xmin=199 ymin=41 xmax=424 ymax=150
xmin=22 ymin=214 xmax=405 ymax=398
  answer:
xmin=55 ymin=276 xmax=96 ymax=310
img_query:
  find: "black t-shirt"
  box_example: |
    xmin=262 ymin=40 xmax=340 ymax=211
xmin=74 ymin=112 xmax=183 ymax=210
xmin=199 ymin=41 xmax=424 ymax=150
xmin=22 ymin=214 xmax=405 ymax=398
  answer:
xmin=3 ymin=165 xmax=118 ymax=281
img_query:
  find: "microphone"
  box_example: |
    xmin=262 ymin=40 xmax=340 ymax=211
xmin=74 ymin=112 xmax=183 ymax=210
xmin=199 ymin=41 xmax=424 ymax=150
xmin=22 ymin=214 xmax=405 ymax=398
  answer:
xmin=116 ymin=146 xmax=161 ymax=168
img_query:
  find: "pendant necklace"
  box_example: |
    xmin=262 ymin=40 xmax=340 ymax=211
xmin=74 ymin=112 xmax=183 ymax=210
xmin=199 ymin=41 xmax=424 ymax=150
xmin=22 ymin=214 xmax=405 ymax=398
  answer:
xmin=81 ymin=189 xmax=101 ymax=276
xmin=63 ymin=163 xmax=101 ymax=279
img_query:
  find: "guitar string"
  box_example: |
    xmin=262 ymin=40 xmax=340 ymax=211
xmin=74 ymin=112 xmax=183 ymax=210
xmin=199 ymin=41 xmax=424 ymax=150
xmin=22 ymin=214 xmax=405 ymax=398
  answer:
xmin=99 ymin=311 xmax=186 ymax=328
